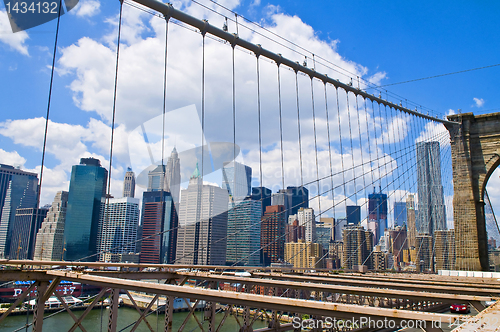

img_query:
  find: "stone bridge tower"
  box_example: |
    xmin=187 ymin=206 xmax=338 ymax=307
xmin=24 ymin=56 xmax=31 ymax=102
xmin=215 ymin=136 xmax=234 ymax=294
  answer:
xmin=446 ymin=112 xmax=500 ymax=271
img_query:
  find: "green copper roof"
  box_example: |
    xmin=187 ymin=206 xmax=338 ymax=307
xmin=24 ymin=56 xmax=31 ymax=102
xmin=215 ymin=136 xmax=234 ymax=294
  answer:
xmin=191 ymin=162 xmax=200 ymax=179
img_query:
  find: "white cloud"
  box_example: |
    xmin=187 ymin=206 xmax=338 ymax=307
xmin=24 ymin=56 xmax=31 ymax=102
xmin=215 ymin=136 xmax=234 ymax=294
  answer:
xmin=473 ymin=97 xmax=485 ymax=108
xmin=367 ymin=71 xmax=387 ymax=87
xmin=0 ymin=148 xmax=26 ymax=167
xmin=0 ymin=117 xmax=129 ymax=168
xmin=415 ymin=121 xmax=449 ymax=147
xmin=71 ymin=0 xmax=101 ymax=17
xmin=0 ymin=10 xmax=29 ymax=55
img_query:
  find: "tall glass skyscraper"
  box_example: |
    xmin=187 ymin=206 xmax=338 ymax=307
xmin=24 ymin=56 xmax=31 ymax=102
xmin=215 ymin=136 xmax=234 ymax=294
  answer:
xmin=10 ymin=207 xmax=48 ymax=260
xmin=394 ymin=201 xmax=407 ymax=228
xmin=64 ymin=158 xmax=108 ymax=262
xmin=416 ymin=141 xmax=446 ymax=234
xmin=271 ymin=186 xmax=309 ymax=222
xmin=226 ymin=198 xmax=261 ymax=266
xmin=0 ymin=164 xmax=38 ymax=259
xmin=346 ymin=205 xmax=361 ymax=225
xmin=251 ymin=187 xmax=272 ymax=216
xmin=98 ymin=197 xmax=140 ymax=262
xmin=222 ymin=161 xmax=252 ymax=203
xmin=368 ymin=187 xmax=388 ymax=245
xmin=139 ymin=191 xmax=177 ymax=264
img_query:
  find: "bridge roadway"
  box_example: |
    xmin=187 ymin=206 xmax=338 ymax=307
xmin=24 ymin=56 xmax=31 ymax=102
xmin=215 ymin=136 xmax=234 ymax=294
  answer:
xmin=1 ymin=260 xmax=499 ymax=331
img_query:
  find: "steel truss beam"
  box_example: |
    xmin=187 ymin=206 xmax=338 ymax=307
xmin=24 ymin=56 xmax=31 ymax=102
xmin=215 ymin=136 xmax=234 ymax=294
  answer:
xmin=179 ymin=272 xmax=497 ymax=303
xmin=245 ymin=272 xmax=500 ymax=296
xmin=46 ymin=270 xmax=463 ymax=324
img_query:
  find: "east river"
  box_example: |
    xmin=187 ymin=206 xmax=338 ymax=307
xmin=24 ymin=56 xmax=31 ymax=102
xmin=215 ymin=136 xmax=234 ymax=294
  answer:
xmin=0 ymin=307 xmax=269 ymax=331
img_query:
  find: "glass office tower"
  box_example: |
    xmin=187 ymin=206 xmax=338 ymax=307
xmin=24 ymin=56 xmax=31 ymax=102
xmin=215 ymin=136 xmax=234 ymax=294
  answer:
xmin=64 ymin=158 xmax=107 ymax=262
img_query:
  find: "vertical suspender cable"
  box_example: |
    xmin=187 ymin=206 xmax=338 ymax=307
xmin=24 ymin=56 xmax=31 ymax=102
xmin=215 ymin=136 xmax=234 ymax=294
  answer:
xmin=324 ymin=84 xmax=336 ymax=223
xmin=232 ymin=45 xmax=236 ymax=166
xmin=336 ymin=88 xmax=346 ymax=212
xmin=35 ymin=0 xmax=63 ymax=262
xmin=161 ymin=17 xmax=170 ymax=167
xmin=310 ymin=77 xmax=321 ymax=218
xmin=201 ymin=34 xmax=206 ymax=184
xmin=364 ymin=98 xmax=374 ymax=211
xmin=103 ymin=0 xmax=124 ymax=262
xmin=371 ymin=101 xmax=381 ymax=189
xmin=256 ymin=55 xmax=263 ymax=204
xmin=160 ymin=15 xmax=170 ymax=266
xmin=355 ymin=94 xmax=366 ymax=203
xmin=295 ymin=72 xmax=304 ymax=189
xmin=346 ymin=92 xmax=357 ymax=205
xmin=277 ymin=64 xmax=285 ymax=191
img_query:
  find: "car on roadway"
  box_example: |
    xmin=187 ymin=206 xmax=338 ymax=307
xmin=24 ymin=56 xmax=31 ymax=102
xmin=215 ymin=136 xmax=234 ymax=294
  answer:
xmin=450 ymin=303 xmax=470 ymax=313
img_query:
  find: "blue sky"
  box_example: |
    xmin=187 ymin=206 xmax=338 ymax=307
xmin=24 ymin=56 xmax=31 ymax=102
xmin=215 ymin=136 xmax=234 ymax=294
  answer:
xmin=1 ymin=0 xmax=499 ymax=232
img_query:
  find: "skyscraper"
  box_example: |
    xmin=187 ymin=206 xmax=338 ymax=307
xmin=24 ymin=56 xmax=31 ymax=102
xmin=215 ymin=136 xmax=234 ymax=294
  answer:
xmin=315 ymin=224 xmax=332 ymax=255
xmin=0 ymin=164 xmax=38 ymax=259
xmin=166 ymin=147 xmax=181 ymax=204
xmin=285 ymin=218 xmax=305 ymax=243
xmin=10 ymin=207 xmax=48 ymax=260
xmin=368 ymin=187 xmax=388 ymax=245
xmin=346 ymin=205 xmax=361 ymax=225
xmin=394 ymin=201 xmax=407 ymax=228
xmin=285 ymin=240 xmax=322 ymax=268
xmin=139 ymin=191 xmax=178 ymax=264
xmin=297 ymin=207 xmax=316 ymax=243
xmin=222 ymin=161 xmax=252 ymax=203
xmin=64 ymin=158 xmax=107 ymax=262
xmin=176 ymin=164 xmax=229 ymax=265
xmin=98 ymin=197 xmax=140 ymax=262
xmin=261 ymin=205 xmax=285 ymax=266
xmin=147 ymin=148 xmax=181 ymax=204
xmin=251 ymin=187 xmax=272 ymax=216
xmin=122 ymin=167 xmax=136 ymax=198
xmin=416 ymin=141 xmax=446 ymax=234
xmin=33 ymin=191 xmax=69 ymax=261
xmin=226 ymin=198 xmax=261 ymax=266
xmin=342 ymin=225 xmax=373 ymax=270
xmin=406 ymin=194 xmax=417 ymax=248
xmin=272 ymin=186 xmax=309 ymax=222
xmin=334 ymin=218 xmax=347 ymax=241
